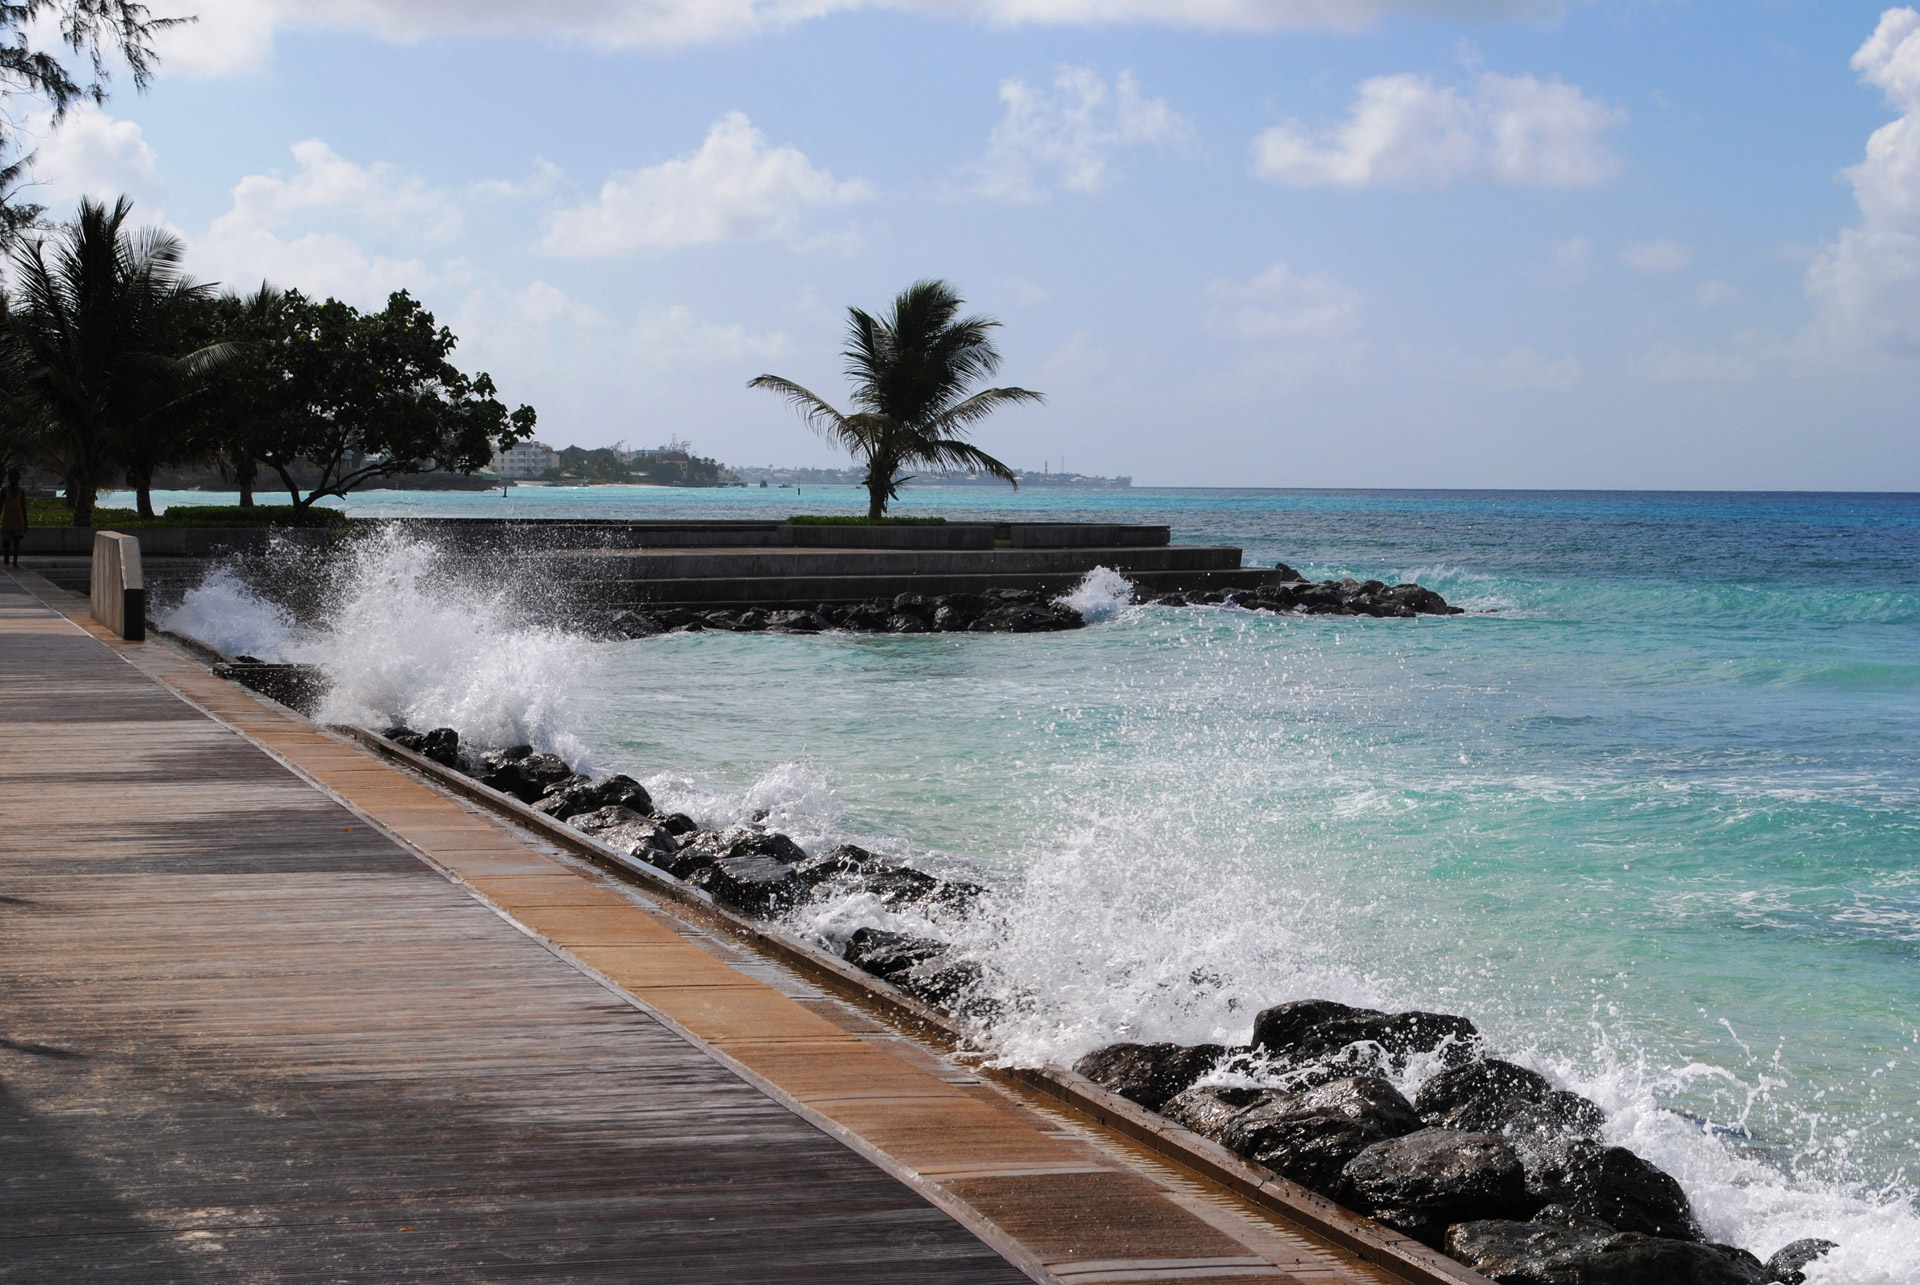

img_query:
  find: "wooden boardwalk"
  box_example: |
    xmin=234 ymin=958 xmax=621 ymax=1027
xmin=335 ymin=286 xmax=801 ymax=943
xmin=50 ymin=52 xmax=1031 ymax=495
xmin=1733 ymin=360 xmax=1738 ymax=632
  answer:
xmin=0 ymin=570 xmax=1418 ymax=1285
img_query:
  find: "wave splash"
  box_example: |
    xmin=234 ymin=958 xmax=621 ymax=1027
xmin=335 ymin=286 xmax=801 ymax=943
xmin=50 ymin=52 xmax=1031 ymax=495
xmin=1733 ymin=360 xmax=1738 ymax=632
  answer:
xmin=160 ymin=525 xmax=598 ymax=763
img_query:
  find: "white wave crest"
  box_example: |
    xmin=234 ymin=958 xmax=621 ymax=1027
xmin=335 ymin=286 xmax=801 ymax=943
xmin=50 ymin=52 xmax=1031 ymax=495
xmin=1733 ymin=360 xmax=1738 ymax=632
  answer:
xmin=1056 ymin=566 xmax=1135 ymax=623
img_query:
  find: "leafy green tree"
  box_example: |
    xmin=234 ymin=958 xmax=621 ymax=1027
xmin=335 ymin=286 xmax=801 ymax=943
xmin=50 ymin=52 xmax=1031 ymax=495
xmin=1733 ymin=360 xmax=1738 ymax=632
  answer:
xmin=4 ymin=195 xmax=224 ymax=524
xmin=1 ymin=1 xmax=186 ymax=242
xmin=252 ymin=289 xmax=536 ymax=510
xmin=750 ymin=279 xmax=1041 ymax=519
xmin=189 ymin=282 xmax=286 ymax=506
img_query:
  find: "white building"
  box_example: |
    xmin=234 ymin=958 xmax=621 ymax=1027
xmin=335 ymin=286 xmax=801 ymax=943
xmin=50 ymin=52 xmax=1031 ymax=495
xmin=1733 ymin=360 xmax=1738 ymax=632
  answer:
xmin=492 ymin=440 xmax=556 ymax=480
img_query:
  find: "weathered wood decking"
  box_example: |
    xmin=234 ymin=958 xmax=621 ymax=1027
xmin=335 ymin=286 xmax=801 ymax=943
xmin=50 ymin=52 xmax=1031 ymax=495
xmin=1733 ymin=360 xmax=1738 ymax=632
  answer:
xmin=0 ymin=570 xmax=1425 ymax=1285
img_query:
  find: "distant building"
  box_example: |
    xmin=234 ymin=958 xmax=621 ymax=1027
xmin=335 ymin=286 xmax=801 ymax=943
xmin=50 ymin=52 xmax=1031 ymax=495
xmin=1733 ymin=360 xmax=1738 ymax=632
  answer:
xmin=493 ymin=440 xmax=556 ymax=480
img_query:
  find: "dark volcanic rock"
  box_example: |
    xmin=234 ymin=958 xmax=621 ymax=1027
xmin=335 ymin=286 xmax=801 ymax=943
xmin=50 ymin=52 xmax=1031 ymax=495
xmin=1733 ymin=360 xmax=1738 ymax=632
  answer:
xmin=765 ymin=609 xmax=829 ymax=633
xmin=688 ymin=851 xmax=809 ymax=915
xmin=844 ymin=927 xmax=944 ymax=983
xmin=1162 ymin=1085 xmax=1274 ymax=1141
xmin=481 ymin=751 xmax=575 ymax=803
xmin=532 ymin=773 xmax=654 ymax=821
xmin=658 ymin=825 xmax=805 ymax=885
xmin=567 ymin=806 xmax=679 ymax=858
xmin=1503 ymin=1092 xmax=1608 ymax=1144
xmin=1338 ymin=1127 xmax=1532 ymax=1247
xmin=1764 ymin=1239 xmax=1837 ymax=1285
xmin=1251 ymin=999 xmax=1479 ymax=1071
xmin=1218 ymin=1076 xmax=1422 ymax=1195
xmin=1518 ymin=1138 xmax=1698 ymax=1240
xmin=1072 ymin=1043 xmax=1227 ymax=1111
xmin=790 ymin=844 xmax=981 ymax=909
xmin=841 ymin=927 xmax=986 ymax=1011
xmin=656 ymin=812 xmax=698 ymax=836
xmin=1416 ymin=1059 xmax=1555 ymax=1132
xmin=1445 ymin=1207 xmax=1769 ymax=1285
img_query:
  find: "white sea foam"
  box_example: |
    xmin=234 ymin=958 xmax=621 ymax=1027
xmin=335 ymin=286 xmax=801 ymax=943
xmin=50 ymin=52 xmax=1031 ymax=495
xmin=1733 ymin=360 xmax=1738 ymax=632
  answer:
xmin=162 ymin=525 xmax=598 ymax=763
xmin=1056 ymin=566 xmax=1135 ymax=623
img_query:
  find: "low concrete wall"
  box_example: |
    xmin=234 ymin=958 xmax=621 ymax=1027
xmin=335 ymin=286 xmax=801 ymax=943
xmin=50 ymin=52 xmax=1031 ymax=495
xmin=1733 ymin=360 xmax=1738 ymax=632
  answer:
xmin=89 ymin=531 xmax=144 ymax=641
xmin=25 ymin=526 xmax=336 ymax=556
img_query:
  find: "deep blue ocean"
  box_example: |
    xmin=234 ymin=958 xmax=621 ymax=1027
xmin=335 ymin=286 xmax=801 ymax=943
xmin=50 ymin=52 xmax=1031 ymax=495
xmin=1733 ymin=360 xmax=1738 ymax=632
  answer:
xmin=146 ymin=484 xmax=1920 ymax=1281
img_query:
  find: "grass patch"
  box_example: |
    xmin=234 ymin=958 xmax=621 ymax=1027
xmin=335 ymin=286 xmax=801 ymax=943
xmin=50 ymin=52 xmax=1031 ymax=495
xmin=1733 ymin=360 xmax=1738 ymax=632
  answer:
xmin=786 ymin=514 xmax=947 ymax=526
xmin=28 ymin=498 xmax=348 ymax=529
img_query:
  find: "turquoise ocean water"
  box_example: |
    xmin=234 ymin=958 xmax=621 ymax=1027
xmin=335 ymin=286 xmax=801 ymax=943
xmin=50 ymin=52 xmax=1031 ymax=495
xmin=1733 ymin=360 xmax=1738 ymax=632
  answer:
xmin=143 ymin=484 xmax=1920 ymax=1279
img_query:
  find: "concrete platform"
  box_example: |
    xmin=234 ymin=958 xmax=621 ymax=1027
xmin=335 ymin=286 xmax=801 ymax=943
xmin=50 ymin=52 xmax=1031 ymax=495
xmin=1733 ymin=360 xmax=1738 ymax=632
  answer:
xmin=0 ymin=570 xmax=1466 ymax=1285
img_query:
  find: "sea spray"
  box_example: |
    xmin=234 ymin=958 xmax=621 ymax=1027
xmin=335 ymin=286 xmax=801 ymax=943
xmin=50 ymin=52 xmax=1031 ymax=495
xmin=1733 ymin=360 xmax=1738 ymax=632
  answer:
xmin=163 ymin=524 xmax=600 ymax=763
xmin=1055 ymin=566 xmax=1135 ymax=623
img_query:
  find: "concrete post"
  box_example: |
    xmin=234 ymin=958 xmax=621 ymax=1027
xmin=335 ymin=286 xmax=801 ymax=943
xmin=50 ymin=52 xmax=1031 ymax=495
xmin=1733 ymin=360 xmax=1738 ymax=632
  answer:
xmin=89 ymin=531 xmax=145 ymax=641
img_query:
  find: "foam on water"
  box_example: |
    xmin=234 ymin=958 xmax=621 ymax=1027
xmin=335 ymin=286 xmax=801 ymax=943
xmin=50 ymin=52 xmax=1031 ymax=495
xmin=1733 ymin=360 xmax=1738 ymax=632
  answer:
xmin=161 ymin=563 xmax=305 ymax=661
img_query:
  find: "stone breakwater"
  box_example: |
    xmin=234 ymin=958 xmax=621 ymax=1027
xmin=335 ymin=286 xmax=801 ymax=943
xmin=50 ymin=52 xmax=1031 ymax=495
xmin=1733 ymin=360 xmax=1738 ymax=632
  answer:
xmin=1073 ymin=1018 xmax=1838 ymax=1285
xmin=593 ymin=572 xmax=1464 ymax=639
xmin=379 ymin=721 xmax=1834 ymax=1284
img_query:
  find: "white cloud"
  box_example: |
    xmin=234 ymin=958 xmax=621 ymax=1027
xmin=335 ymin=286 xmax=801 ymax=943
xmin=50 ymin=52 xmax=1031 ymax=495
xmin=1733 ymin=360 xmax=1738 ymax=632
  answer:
xmin=1251 ymin=70 xmax=1622 ymax=190
xmin=1619 ymin=238 xmax=1690 ymax=273
xmin=1041 ymin=330 xmax=1114 ymax=383
xmin=972 ymin=67 xmax=1190 ymax=201
xmin=157 ymin=1 xmax=1560 ymax=76
xmin=192 ymin=140 xmax=459 ymax=302
xmin=1800 ymin=7 xmax=1920 ymax=365
xmin=1204 ymin=262 xmax=1366 ymax=379
xmin=629 ymin=305 xmax=787 ymax=366
xmin=21 ymin=105 xmax=164 ymax=210
xmin=540 ymin=113 xmax=869 ymax=257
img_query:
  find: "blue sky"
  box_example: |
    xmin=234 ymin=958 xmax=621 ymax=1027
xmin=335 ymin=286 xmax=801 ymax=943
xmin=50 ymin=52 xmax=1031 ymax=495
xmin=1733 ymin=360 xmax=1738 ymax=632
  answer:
xmin=18 ymin=1 xmax=1920 ymax=488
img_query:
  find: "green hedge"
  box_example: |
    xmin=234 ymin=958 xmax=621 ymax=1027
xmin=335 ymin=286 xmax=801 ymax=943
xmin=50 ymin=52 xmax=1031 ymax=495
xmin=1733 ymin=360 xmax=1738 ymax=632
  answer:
xmin=786 ymin=514 xmax=947 ymax=526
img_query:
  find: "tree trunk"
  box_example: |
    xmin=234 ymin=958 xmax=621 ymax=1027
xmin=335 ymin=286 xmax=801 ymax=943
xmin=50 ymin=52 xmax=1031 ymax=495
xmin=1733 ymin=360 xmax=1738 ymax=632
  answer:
xmin=233 ymin=451 xmax=256 ymax=507
xmin=133 ymin=468 xmax=156 ymax=520
xmin=867 ymin=486 xmax=885 ymax=520
xmin=70 ymin=486 xmax=95 ymax=527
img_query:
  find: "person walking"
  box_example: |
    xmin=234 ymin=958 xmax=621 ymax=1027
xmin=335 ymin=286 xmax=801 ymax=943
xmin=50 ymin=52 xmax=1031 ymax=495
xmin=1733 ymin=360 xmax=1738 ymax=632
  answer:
xmin=1 ymin=470 xmax=27 ymax=568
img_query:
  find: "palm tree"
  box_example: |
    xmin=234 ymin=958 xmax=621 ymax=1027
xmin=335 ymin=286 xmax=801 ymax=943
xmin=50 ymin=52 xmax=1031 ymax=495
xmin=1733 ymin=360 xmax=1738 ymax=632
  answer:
xmin=5 ymin=196 xmax=222 ymax=523
xmin=750 ymin=279 xmax=1042 ymax=519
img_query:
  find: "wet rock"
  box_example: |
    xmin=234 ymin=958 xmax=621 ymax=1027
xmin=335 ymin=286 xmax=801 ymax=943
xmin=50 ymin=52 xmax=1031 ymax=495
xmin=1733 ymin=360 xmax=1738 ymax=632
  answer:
xmin=1764 ymin=1239 xmax=1837 ymax=1285
xmin=688 ymin=851 xmax=809 ymax=915
xmin=1162 ymin=1085 xmax=1274 ymax=1141
xmin=1445 ymin=1207 xmax=1769 ymax=1285
xmin=1072 ymin=1043 xmax=1226 ymax=1111
xmin=766 ymin=609 xmax=828 ymax=633
xmin=532 ymin=773 xmax=654 ymax=821
xmin=656 ymin=812 xmax=698 ymax=837
xmin=568 ymin=806 xmax=680 ymax=858
xmin=892 ymin=592 xmax=931 ymax=615
xmin=842 ymin=927 xmax=984 ymax=1012
xmin=1251 ymin=999 xmax=1479 ymax=1071
xmin=481 ymin=751 xmax=576 ymax=803
xmin=654 ymin=825 xmax=799 ymax=883
xmin=1274 ymin=562 xmax=1304 ymax=582
xmin=1518 ymin=1138 xmax=1697 ymax=1240
xmin=566 ymin=804 xmax=648 ymax=834
xmin=1502 ymin=1091 xmax=1607 ymax=1144
xmin=1219 ymin=1076 xmax=1422 ymax=1195
xmin=791 ymin=844 xmax=981 ymax=909
xmin=1337 ymin=1127 xmax=1532 ymax=1247
xmin=1416 ymin=1059 xmax=1558 ymax=1132
xmin=886 ymin=612 xmax=927 ymax=633
xmin=844 ymin=927 xmax=945 ymax=984
xmin=606 ymin=609 xmax=664 ymax=638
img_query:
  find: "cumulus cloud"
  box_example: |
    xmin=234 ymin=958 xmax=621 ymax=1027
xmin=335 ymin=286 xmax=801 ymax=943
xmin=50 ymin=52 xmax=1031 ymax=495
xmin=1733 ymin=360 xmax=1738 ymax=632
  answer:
xmin=1801 ymin=7 xmax=1920 ymax=365
xmin=157 ymin=1 xmax=1561 ymax=76
xmin=1204 ymin=262 xmax=1366 ymax=379
xmin=20 ymin=104 xmax=164 ymax=210
xmin=540 ymin=113 xmax=869 ymax=257
xmin=1619 ymin=238 xmax=1690 ymax=273
xmin=972 ymin=67 xmax=1190 ymax=201
xmin=192 ymin=140 xmax=459 ymax=302
xmin=1251 ymin=70 xmax=1622 ymax=189
xmin=630 ymin=305 xmax=787 ymax=366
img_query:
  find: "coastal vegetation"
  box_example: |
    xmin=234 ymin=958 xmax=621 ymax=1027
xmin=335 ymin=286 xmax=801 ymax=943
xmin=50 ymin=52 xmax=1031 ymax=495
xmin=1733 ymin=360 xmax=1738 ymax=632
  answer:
xmin=749 ymin=279 xmax=1042 ymax=520
xmin=0 ymin=198 xmax=537 ymax=525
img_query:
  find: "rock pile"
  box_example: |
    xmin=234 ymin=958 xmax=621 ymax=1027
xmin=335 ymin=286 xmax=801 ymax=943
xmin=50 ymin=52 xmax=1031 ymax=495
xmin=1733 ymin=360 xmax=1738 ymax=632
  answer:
xmin=1073 ymin=1000 xmax=1831 ymax=1284
xmin=1152 ymin=568 xmax=1463 ymax=618
xmin=602 ymin=589 xmax=1086 ymax=637
xmin=381 ymin=726 xmax=988 ymax=1007
xmin=593 ymin=576 xmax=1463 ymax=637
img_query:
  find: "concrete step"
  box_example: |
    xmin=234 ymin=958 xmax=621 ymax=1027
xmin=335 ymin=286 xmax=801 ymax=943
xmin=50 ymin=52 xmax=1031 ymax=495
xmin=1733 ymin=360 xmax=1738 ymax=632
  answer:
xmin=534 ymin=544 xmax=1243 ymax=581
